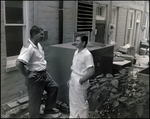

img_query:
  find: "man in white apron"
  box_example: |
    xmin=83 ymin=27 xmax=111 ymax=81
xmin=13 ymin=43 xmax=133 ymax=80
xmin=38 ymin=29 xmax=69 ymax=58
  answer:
xmin=68 ymin=35 xmax=95 ymax=118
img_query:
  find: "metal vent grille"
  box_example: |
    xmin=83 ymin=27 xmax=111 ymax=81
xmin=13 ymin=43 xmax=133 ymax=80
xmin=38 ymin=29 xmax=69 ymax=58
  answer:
xmin=77 ymin=1 xmax=93 ymax=32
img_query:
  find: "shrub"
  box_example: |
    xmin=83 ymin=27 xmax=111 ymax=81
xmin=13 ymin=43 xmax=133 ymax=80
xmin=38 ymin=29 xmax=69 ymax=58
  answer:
xmin=88 ymin=67 xmax=149 ymax=118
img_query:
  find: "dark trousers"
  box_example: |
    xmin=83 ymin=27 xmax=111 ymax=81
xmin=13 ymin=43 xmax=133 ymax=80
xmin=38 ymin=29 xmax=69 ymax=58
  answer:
xmin=26 ymin=70 xmax=58 ymax=118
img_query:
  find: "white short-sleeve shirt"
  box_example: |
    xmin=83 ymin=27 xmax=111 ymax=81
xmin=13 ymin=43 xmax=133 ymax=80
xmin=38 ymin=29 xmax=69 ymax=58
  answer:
xmin=17 ymin=39 xmax=47 ymax=71
xmin=71 ymin=48 xmax=94 ymax=76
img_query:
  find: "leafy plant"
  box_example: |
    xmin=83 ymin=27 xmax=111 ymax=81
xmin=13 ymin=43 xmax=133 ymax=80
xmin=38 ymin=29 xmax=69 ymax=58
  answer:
xmin=88 ymin=67 xmax=149 ymax=118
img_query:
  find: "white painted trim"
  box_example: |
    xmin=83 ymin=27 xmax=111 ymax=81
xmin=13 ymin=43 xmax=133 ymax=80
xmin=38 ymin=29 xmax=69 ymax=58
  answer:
xmin=4 ymin=1 xmax=28 ymax=45
xmin=125 ymin=9 xmax=136 ymax=45
xmin=4 ymin=1 xmax=29 ymax=71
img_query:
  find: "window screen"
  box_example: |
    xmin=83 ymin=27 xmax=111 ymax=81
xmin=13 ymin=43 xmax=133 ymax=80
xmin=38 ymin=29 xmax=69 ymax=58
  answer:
xmin=5 ymin=1 xmax=23 ymax=24
xmin=5 ymin=26 xmax=23 ymax=57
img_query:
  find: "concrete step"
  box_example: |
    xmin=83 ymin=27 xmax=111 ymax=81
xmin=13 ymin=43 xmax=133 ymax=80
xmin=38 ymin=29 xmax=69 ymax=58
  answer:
xmin=17 ymin=96 xmax=28 ymax=104
xmin=7 ymin=96 xmax=29 ymax=109
xmin=7 ymin=101 xmax=20 ymax=108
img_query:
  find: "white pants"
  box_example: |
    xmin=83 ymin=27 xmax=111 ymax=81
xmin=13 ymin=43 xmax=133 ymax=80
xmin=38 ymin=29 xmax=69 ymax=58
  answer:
xmin=69 ymin=72 xmax=89 ymax=118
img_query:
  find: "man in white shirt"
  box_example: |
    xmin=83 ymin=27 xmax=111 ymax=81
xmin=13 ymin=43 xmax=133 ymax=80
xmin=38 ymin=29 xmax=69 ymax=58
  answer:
xmin=16 ymin=26 xmax=59 ymax=118
xmin=67 ymin=35 xmax=95 ymax=118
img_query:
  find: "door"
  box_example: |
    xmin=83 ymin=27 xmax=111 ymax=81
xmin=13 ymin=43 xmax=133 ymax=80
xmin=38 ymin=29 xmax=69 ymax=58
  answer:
xmin=95 ymin=23 xmax=105 ymax=43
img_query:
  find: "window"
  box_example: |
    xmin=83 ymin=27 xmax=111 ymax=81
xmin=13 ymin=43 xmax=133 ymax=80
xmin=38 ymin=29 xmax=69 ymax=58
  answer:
xmin=5 ymin=26 xmax=23 ymax=57
xmin=129 ymin=12 xmax=133 ymax=28
xmin=96 ymin=5 xmax=106 ymax=21
xmin=4 ymin=1 xmax=28 ymax=71
xmin=77 ymin=1 xmax=93 ymax=32
xmin=96 ymin=7 xmax=102 ymax=16
xmin=126 ymin=9 xmax=135 ymax=45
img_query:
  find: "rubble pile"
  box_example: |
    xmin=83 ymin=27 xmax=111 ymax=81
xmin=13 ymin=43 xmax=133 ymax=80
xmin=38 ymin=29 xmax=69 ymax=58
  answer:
xmin=1 ymin=103 xmax=29 ymax=118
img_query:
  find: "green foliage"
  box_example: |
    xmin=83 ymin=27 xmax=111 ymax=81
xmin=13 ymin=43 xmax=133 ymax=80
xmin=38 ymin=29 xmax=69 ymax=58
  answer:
xmin=88 ymin=67 xmax=149 ymax=118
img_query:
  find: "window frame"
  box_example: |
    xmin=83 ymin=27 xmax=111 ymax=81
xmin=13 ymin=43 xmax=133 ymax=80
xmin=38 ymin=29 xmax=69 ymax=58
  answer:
xmin=125 ymin=9 xmax=135 ymax=45
xmin=4 ymin=1 xmax=29 ymax=72
xmin=96 ymin=5 xmax=107 ymax=21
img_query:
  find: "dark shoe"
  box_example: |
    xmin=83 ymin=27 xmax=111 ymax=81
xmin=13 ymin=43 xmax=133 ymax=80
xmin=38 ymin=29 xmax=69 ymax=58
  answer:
xmin=43 ymin=112 xmax=62 ymax=118
xmin=44 ymin=108 xmax=59 ymax=114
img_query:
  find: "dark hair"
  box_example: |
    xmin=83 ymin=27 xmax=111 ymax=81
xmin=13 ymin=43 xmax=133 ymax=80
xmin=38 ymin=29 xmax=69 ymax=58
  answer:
xmin=75 ymin=34 xmax=88 ymax=47
xmin=80 ymin=35 xmax=88 ymax=47
xmin=30 ymin=25 xmax=43 ymax=39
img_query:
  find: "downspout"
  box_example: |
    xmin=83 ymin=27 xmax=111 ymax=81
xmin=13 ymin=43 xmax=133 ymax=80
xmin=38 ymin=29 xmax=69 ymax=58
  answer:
xmin=59 ymin=1 xmax=63 ymax=44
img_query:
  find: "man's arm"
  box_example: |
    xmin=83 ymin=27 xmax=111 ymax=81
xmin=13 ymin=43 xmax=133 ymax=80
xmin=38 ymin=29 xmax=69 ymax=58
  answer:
xmin=16 ymin=59 xmax=29 ymax=78
xmin=79 ymin=66 xmax=95 ymax=85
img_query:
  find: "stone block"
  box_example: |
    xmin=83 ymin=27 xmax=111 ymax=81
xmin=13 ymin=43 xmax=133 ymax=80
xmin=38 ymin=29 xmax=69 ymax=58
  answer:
xmin=17 ymin=96 xmax=29 ymax=104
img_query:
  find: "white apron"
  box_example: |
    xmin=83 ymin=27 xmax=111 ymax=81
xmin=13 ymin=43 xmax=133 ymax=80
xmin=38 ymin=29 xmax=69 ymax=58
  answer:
xmin=69 ymin=71 xmax=89 ymax=118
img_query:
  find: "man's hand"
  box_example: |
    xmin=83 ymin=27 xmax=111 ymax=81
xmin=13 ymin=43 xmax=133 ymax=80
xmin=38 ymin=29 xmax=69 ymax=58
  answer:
xmin=16 ymin=60 xmax=29 ymax=78
xmin=79 ymin=78 xmax=84 ymax=85
xmin=79 ymin=67 xmax=95 ymax=85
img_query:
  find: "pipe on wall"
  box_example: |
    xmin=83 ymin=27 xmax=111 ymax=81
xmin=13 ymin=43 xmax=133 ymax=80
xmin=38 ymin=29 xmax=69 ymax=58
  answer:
xmin=59 ymin=1 xmax=63 ymax=44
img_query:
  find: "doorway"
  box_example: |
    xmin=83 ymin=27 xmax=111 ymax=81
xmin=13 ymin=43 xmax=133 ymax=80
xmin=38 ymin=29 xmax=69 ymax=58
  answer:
xmin=95 ymin=23 xmax=105 ymax=43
